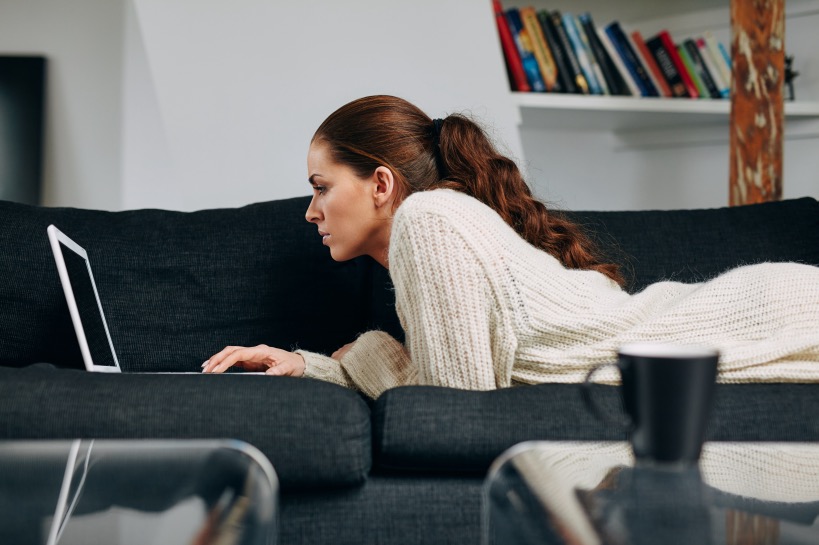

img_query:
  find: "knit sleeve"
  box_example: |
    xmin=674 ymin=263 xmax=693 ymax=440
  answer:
xmin=388 ymin=197 xmax=512 ymax=390
xmin=298 ymin=331 xmax=416 ymax=398
xmin=296 ymin=349 xmax=355 ymax=390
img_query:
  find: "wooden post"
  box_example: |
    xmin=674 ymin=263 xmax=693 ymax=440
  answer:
xmin=729 ymin=0 xmax=785 ymax=206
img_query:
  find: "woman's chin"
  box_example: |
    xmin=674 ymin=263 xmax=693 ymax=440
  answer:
xmin=328 ymin=247 xmax=353 ymax=262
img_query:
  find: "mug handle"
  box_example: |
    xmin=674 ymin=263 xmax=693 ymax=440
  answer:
xmin=581 ymin=363 xmax=630 ymax=429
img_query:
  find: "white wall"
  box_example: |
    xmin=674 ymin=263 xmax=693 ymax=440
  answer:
xmin=122 ymin=0 xmax=520 ymax=211
xmin=0 ymin=0 xmax=124 ymax=209
xmin=1 ymin=0 xmax=816 ymax=212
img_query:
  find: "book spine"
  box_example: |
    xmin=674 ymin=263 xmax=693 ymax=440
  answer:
xmin=645 ymin=36 xmax=688 ymax=98
xmin=538 ymin=10 xmax=577 ymax=93
xmin=631 ymin=30 xmax=672 ymax=97
xmin=579 ymin=12 xmax=629 ymax=96
xmin=677 ymin=44 xmax=708 ymax=98
xmin=656 ymin=30 xmax=699 ymax=98
xmin=697 ymin=37 xmax=729 ymax=97
xmin=562 ymin=12 xmax=603 ymax=94
xmin=550 ymin=11 xmax=589 ymax=94
xmin=597 ymin=26 xmax=640 ymax=96
xmin=575 ymin=15 xmax=610 ymax=94
xmin=520 ymin=7 xmax=559 ymax=91
xmin=492 ymin=0 xmax=530 ymax=92
xmin=703 ymin=31 xmax=732 ymax=89
xmin=683 ymin=38 xmax=720 ymax=98
xmin=506 ymin=8 xmax=547 ymax=92
xmin=605 ymin=21 xmax=658 ymax=97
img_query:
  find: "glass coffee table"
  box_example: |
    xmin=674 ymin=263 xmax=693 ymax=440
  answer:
xmin=0 ymin=439 xmax=278 ymax=545
xmin=483 ymin=441 xmax=819 ymax=545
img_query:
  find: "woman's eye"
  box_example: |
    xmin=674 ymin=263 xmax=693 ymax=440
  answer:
xmin=314 ymin=186 xmax=326 ymax=195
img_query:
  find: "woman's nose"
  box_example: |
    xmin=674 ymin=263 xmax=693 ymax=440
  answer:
xmin=305 ymin=197 xmax=320 ymax=223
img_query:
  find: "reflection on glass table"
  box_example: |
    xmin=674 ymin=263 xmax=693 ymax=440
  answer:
xmin=483 ymin=441 xmax=819 ymax=545
xmin=0 ymin=439 xmax=278 ymax=545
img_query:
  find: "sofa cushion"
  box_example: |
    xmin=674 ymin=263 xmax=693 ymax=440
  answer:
xmin=0 ymin=197 xmax=379 ymax=370
xmin=568 ymin=197 xmax=819 ymax=292
xmin=373 ymin=383 xmax=819 ymax=473
xmin=0 ymin=366 xmax=371 ymax=491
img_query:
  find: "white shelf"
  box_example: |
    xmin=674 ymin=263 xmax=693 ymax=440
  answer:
xmin=514 ymin=93 xmax=819 ymax=131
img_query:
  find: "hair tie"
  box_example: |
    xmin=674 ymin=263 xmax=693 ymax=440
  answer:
xmin=431 ymin=118 xmax=445 ymax=146
xmin=430 ymin=118 xmax=447 ymax=178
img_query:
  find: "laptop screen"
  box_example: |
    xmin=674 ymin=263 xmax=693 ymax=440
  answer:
xmin=58 ymin=241 xmax=118 ymax=369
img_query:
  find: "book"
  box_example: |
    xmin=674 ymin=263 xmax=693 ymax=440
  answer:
xmin=677 ymin=44 xmax=708 ymax=98
xmin=538 ymin=10 xmax=578 ymax=93
xmin=604 ymin=21 xmax=659 ymax=97
xmin=683 ymin=38 xmax=721 ymax=98
xmin=520 ymin=7 xmax=559 ymax=91
xmin=574 ymin=14 xmax=610 ymax=95
xmin=548 ymin=10 xmax=589 ymax=94
xmin=655 ymin=30 xmax=699 ymax=98
xmin=597 ymin=26 xmax=641 ymax=96
xmin=579 ymin=12 xmax=630 ymax=96
xmin=703 ymin=31 xmax=732 ymax=90
xmin=562 ymin=12 xmax=604 ymax=94
xmin=506 ymin=8 xmax=547 ymax=92
xmin=697 ymin=37 xmax=729 ymax=97
xmin=644 ymin=35 xmax=689 ymax=98
xmin=630 ymin=30 xmax=672 ymax=97
xmin=492 ymin=0 xmax=529 ymax=92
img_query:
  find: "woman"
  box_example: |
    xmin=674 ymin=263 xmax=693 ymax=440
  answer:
xmin=202 ymin=95 xmax=819 ymax=398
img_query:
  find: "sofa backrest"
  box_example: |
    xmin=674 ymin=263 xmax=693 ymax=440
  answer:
xmin=2 ymin=195 xmax=817 ymax=370
xmin=0 ymin=196 xmax=378 ymax=370
xmin=567 ymin=197 xmax=819 ymax=292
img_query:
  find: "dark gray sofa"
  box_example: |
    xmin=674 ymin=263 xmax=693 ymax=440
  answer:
xmin=2 ymin=195 xmax=819 ymax=545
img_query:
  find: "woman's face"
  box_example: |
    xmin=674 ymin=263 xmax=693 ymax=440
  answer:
xmin=305 ymin=142 xmax=393 ymax=266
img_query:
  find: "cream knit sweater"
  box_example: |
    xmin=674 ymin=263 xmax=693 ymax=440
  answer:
xmin=299 ymin=189 xmax=819 ymax=398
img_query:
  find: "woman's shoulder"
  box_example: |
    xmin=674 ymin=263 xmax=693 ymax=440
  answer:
xmin=395 ymin=188 xmax=499 ymax=226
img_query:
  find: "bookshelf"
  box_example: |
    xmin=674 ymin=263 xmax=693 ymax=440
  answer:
xmin=514 ymin=93 xmax=819 ymax=131
xmin=500 ymin=0 xmax=819 ymax=207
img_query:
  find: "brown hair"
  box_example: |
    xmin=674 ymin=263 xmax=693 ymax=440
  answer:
xmin=312 ymin=95 xmax=623 ymax=285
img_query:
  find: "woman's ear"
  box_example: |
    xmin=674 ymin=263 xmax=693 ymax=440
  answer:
xmin=372 ymin=166 xmax=396 ymax=209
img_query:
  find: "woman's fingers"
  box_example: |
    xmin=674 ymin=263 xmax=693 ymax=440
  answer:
xmin=203 ymin=345 xmax=271 ymax=373
xmin=202 ymin=345 xmax=304 ymax=376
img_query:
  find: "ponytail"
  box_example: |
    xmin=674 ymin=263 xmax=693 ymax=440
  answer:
xmin=433 ymin=115 xmax=624 ymax=286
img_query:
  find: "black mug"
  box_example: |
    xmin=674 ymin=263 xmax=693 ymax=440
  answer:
xmin=583 ymin=343 xmax=719 ymax=467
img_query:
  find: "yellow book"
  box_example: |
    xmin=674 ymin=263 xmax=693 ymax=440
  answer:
xmin=520 ymin=7 xmax=558 ymax=91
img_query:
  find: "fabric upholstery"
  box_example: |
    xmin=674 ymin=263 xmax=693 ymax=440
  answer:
xmin=0 ymin=197 xmax=378 ymax=370
xmin=280 ymin=474 xmax=483 ymax=545
xmin=373 ymin=383 xmax=819 ymax=473
xmin=0 ymin=366 xmax=371 ymax=490
xmin=566 ymin=197 xmax=819 ymax=292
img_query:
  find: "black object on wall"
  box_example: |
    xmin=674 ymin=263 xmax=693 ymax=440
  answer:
xmin=0 ymin=56 xmax=46 ymax=205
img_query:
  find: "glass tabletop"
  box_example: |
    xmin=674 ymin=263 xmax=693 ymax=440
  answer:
xmin=483 ymin=441 xmax=819 ymax=545
xmin=0 ymin=439 xmax=278 ymax=545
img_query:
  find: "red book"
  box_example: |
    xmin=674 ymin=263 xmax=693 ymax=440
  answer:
xmin=656 ymin=30 xmax=698 ymax=98
xmin=493 ymin=0 xmax=530 ymax=92
xmin=631 ymin=30 xmax=672 ymax=97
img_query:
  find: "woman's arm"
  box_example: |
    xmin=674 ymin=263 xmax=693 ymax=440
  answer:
xmin=389 ymin=196 xmax=517 ymax=390
xmin=300 ymin=331 xmax=415 ymax=398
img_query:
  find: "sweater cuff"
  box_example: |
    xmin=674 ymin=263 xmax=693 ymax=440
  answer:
xmin=339 ymin=331 xmax=416 ymax=399
xmin=295 ymin=350 xmax=355 ymax=390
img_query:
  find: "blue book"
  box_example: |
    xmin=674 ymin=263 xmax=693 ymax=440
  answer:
xmin=506 ymin=8 xmax=547 ymax=92
xmin=604 ymin=21 xmax=659 ymax=97
xmin=562 ymin=12 xmax=603 ymax=95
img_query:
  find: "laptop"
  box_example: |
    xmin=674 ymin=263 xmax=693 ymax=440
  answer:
xmin=47 ymin=225 xmax=263 ymax=374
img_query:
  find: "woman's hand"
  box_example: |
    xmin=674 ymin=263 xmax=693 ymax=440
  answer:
xmin=202 ymin=345 xmax=306 ymax=376
xmin=332 ymin=342 xmax=355 ymax=361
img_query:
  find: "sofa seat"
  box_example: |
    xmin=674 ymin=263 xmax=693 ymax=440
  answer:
xmin=371 ymin=383 xmax=819 ymax=474
xmin=0 ymin=366 xmax=371 ymax=491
